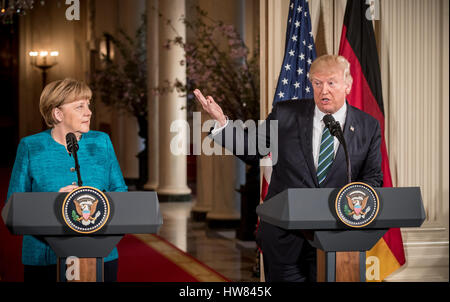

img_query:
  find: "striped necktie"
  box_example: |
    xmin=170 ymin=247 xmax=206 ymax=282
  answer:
xmin=317 ymin=126 xmax=334 ymax=185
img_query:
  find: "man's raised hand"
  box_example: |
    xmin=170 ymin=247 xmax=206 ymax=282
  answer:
xmin=193 ymin=89 xmax=227 ymax=127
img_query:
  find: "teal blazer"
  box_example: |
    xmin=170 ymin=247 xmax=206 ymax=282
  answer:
xmin=6 ymin=130 xmax=127 ymax=266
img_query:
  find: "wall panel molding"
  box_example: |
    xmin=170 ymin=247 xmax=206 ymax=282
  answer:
xmin=379 ymin=0 xmax=448 ymax=281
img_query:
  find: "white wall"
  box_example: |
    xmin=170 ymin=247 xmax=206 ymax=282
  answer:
xmin=379 ymin=0 xmax=449 ymax=282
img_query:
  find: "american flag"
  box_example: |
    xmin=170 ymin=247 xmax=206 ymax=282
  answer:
xmin=257 ymin=2 xmax=317 ymax=277
xmin=261 ymin=0 xmax=317 ymax=203
xmin=272 ymin=0 xmax=317 ymax=105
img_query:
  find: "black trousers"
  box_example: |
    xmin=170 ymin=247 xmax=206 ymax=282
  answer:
xmin=24 ymin=259 xmax=118 ymax=282
xmin=256 ymin=221 xmax=316 ymax=282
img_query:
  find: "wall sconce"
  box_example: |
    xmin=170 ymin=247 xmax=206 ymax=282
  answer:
xmin=29 ymin=49 xmax=59 ymax=88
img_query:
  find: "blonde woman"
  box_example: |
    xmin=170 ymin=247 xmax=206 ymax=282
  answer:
xmin=6 ymin=78 xmax=127 ymax=281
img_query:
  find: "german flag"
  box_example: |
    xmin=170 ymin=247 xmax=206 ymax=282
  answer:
xmin=338 ymin=0 xmax=406 ymax=281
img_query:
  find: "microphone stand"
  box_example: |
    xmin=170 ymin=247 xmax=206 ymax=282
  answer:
xmin=336 ymin=132 xmax=352 ymax=184
xmin=66 ymin=133 xmax=83 ymax=187
xmin=324 ymin=115 xmax=352 ymax=184
xmin=71 ymin=148 xmax=83 ymax=187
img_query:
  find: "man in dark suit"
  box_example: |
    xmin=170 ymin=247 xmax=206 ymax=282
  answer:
xmin=193 ymin=55 xmax=383 ymax=282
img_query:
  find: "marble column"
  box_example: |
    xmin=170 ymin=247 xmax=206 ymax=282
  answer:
xmin=144 ymin=0 xmax=159 ymax=191
xmin=191 ymin=111 xmax=213 ymax=220
xmin=199 ymin=0 xmax=245 ymax=227
xmin=206 ymin=154 xmax=245 ymax=227
xmin=194 ymin=0 xmax=247 ymax=224
xmin=115 ymin=0 xmax=146 ymax=183
xmin=157 ymin=0 xmax=191 ymax=201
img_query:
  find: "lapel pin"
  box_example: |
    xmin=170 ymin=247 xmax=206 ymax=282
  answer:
xmin=350 ymin=126 xmax=355 ymax=132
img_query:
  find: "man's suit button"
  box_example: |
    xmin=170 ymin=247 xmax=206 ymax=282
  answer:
xmin=70 ymin=167 xmax=76 ymax=172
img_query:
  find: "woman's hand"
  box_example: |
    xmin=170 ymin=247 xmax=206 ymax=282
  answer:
xmin=58 ymin=185 xmax=79 ymax=192
xmin=193 ymin=89 xmax=227 ymax=127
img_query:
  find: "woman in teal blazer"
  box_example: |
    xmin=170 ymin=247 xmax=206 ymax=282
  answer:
xmin=6 ymin=78 xmax=127 ymax=281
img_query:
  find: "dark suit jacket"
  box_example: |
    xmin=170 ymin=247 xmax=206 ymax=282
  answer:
xmin=212 ymin=99 xmax=383 ymax=200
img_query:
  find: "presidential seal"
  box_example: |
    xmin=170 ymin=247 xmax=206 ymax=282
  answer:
xmin=335 ymin=182 xmax=380 ymax=228
xmin=62 ymin=186 xmax=110 ymax=234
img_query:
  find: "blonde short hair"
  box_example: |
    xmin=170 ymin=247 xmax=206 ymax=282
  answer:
xmin=309 ymin=55 xmax=353 ymax=85
xmin=39 ymin=78 xmax=92 ymax=127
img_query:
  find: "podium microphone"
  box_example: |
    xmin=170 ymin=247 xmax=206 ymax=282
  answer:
xmin=323 ymin=114 xmax=351 ymax=184
xmin=66 ymin=132 xmax=83 ymax=187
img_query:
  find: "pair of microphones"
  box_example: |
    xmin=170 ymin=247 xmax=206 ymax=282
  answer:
xmin=323 ymin=114 xmax=351 ymax=184
xmin=66 ymin=133 xmax=83 ymax=187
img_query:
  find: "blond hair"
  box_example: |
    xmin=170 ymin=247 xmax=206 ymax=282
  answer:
xmin=309 ymin=55 xmax=353 ymax=85
xmin=39 ymin=78 xmax=92 ymax=127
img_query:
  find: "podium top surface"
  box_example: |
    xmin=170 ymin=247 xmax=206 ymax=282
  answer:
xmin=2 ymin=191 xmax=163 ymax=236
xmin=256 ymin=187 xmax=425 ymax=230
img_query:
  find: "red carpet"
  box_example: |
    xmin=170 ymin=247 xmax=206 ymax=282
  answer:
xmin=0 ymin=168 xmax=228 ymax=282
xmin=0 ymin=219 xmax=23 ymax=282
xmin=117 ymin=234 xmax=199 ymax=282
xmin=0 ymin=167 xmax=24 ymax=282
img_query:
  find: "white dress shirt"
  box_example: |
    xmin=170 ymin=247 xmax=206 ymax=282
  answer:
xmin=211 ymin=119 xmax=229 ymax=136
xmin=312 ymin=102 xmax=347 ymax=170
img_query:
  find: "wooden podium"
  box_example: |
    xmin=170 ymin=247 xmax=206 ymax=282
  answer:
xmin=256 ymin=187 xmax=425 ymax=282
xmin=2 ymin=191 xmax=162 ymax=282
